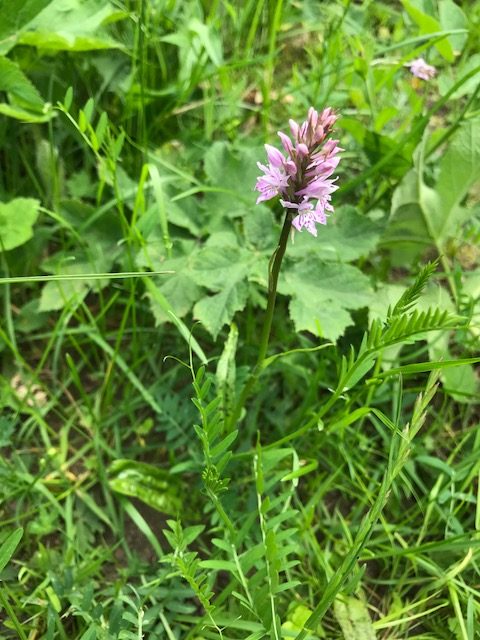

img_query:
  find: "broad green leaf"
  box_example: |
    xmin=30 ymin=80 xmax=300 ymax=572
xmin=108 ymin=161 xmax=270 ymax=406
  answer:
xmin=438 ymin=54 xmax=480 ymax=99
xmin=282 ymin=604 xmax=326 ymax=638
xmin=0 ymin=56 xmax=44 ymax=109
xmin=194 ymin=282 xmax=248 ymax=340
xmin=38 ymin=202 xmax=121 ymax=311
xmin=39 ymin=247 xmax=114 ymax=311
xmin=281 ymin=259 xmax=373 ymax=341
xmin=143 ymin=277 xmax=208 ymax=365
xmin=0 ymin=0 xmax=55 ymax=53
xmin=363 ymin=131 xmax=413 ymax=180
xmin=382 ymin=169 xmax=430 ymax=265
xmin=334 ymin=596 xmax=377 ymax=640
xmin=0 ymin=197 xmax=40 ymax=251
xmin=433 ymin=119 xmax=480 ymax=241
xmin=462 ymin=269 xmax=480 ymax=339
xmin=191 ymin=242 xmax=257 ymax=338
xmin=0 ymin=102 xmax=53 ymax=122
xmin=204 ymin=142 xmax=261 ymax=198
xmin=368 ymin=284 xmax=405 ymax=322
xmin=78 ymin=628 xmax=97 ymax=640
xmin=439 ymin=0 xmax=467 ymax=54
xmin=18 ymin=0 xmax=122 ymax=51
xmin=38 ymin=274 xmax=89 ymax=311
xmin=145 ymin=258 xmax=202 ymax=323
xmin=108 ymin=460 xmax=181 ymax=514
xmin=384 ymin=118 xmax=480 ymax=261
xmin=428 ymin=332 xmax=479 ymax=404
xmin=188 ymin=18 xmax=223 ymax=67
xmin=243 ymin=205 xmax=277 ymax=250
xmin=402 ymin=0 xmax=454 ymax=61
xmin=0 ymin=527 xmax=23 ymax=572
xmin=289 ymin=207 xmax=382 ymax=262
xmin=202 ymin=142 xmax=262 ymax=226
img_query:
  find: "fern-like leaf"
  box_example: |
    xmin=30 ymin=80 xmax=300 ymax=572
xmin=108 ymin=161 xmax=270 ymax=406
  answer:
xmin=388 ymin=259 xmax=439 ymax=318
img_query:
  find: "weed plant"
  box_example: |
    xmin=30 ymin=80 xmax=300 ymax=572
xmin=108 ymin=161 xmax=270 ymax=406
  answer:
xmin=1 ymin=1 xmax=480 ymax=638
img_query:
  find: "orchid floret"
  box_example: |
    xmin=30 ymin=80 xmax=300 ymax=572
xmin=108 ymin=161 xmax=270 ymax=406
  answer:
xmin=255 ymin=106 xmax=342 ymax=237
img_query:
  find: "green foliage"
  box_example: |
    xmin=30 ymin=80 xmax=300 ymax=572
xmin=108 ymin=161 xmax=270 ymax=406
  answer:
xmin=282 ymin=258 xmax=374 ymax=341
xmin=191 ymin=239 xmax=258 ymax=339
xmin=0 ymin=56 xmax=51 ymax=121
xmin=385 ymin=118 xmax=480 ymax=263
xmin=0 ymin=528 xmax=23 ymax=573
xmin=333 ymin=595 xmax=376 ymax=640
xmin=0 ymin=0 xmax=54 ymax=53
xmin=0 ymin=198 xmax=40 ymax=250
xmin=389 ymin=259 xmax=440 ymax=317
xmin=18 ymin=0 xmax=122 ymax=51
xmin=107 ymin=459 xmax=181 ymax=513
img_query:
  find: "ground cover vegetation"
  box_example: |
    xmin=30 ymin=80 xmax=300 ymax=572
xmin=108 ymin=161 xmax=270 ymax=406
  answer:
xmin=1 ymin=0 xmax=480 ymax=637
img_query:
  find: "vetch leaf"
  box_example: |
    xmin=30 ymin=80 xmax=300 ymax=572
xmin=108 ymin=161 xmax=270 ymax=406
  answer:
xmin=210 ymin=430 xmax=238 ymax=458
xmin=0 ymin=197 xmax=40 ymax=250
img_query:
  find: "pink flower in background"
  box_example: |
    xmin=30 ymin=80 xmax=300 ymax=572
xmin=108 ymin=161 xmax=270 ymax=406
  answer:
xmin=255 ymin=107 xmax=342 ymax=237
xmin=407 ymin=58 xmax=436 ymax=81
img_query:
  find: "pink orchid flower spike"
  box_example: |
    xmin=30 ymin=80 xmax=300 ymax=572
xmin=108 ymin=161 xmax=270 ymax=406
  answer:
xmin=255 ymin=107 xmax=342 ymax=237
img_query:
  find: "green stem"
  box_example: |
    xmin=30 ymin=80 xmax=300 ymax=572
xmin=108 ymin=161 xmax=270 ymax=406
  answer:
xmin=295 ymin=467 xmax=393 ymax=639
xmin=257 ymin=213 xmax=291 ymax=365
xmin=228 ymin=212 xmax=291 ymax=429
xmin=0 ymin=588 xmax=28 ymax=640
